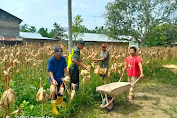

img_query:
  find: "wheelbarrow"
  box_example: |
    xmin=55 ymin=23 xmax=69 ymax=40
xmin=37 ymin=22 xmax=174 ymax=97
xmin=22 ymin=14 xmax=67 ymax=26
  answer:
xmin=96 ymin=77 xmax=141 ymax=111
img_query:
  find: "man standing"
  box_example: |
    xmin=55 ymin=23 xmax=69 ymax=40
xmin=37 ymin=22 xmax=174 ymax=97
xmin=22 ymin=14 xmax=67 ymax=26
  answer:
xmin=47 ymin=46 xmax=67 ymax=115
xmin=121 ymin=46 xmax=144 ymax=102
xmin=93 ymin=43 xmax=109 ymax=81
xmin=68 ymin=40 xmax=87 ymax=90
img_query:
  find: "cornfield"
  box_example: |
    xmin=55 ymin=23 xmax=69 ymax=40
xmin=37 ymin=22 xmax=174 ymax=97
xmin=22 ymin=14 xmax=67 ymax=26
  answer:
xmin=0 ymin=43 xmax=177 ymax=117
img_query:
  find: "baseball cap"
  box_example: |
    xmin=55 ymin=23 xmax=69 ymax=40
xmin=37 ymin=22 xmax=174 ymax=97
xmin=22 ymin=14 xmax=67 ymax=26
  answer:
xmin=101 ymin=43 xmax=107 ymax=48
xmin=78 ymin=39 xmax=85 ymax=46
xmin=54 ymin=46 xmax=63 ymax=55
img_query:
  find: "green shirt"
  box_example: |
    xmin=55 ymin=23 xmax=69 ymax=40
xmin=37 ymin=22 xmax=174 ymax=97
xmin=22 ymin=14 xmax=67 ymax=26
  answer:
xmin=99 ymin=50 xmax=109 ymax=68
xmin=70 ymin=46 xmax=81 ymax=70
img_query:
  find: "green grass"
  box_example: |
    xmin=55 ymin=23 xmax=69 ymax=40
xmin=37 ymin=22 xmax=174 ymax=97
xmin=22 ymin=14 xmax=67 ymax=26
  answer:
xmin=1 ymin=59 xmax=177 ymax=118
xmin=69 ymin=60 xmax=177 ymax=118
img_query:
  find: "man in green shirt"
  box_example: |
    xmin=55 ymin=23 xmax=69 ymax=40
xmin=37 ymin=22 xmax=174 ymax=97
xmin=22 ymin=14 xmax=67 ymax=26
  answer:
xmin=93 ymin=43 xmax=109 ymax=80
xmin=69 ymin=40 xmax=87 ymax=90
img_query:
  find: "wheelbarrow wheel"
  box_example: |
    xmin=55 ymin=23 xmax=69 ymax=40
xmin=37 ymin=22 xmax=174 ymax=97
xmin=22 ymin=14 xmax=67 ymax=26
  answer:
xmin=102 ymin=98 xmax=114 ymax=112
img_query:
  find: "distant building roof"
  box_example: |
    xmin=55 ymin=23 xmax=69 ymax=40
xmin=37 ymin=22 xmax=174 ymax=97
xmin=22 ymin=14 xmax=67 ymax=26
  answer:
xmin=20 ymin=32 xmax=56 ymax=40
xmin=0 ymin=36 xmax=22 ymax=41
xmin=0 ymin=32 xmax=58 ymax=42
xmin=0 ymin=8 xmax=22 ymax=24
xmin=63 ymin=33 xmax=135 ymax=43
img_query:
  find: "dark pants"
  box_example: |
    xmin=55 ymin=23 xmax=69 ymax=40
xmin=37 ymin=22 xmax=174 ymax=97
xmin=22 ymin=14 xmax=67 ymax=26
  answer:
xmin=100 ymin=68 xmax=108 ymax=79
xmin=69 ymin=67 xmax=79 ymax=91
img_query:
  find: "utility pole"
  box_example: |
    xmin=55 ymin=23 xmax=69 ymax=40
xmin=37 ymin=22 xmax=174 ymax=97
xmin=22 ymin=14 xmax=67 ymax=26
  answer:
xmin=68 ymin=0 xmax=73 ymax=51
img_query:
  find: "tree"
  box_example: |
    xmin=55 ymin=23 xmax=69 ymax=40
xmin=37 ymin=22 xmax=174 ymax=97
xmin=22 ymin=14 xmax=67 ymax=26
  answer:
xmin=95 ymin=26 xmax=105 ymax=34
xmin=47 ymin=22 xmax=66 ymax=38
xmin=20 ymin=24 xmax=37 ymax=32
xmin=165 ymin=24 xmax=177 ymax=46
xmin=38 ymin=28 xmax=49 ymax=37
xmin=20 ymin=24 xmax=29 ymax=32
xmin=144 ymin=23 xmax=177 ymax=47
xmin=82 ymin=26 xmax=96 ymax=33
xmin=105 ymin=0 xmax=177 ymax=46
xmin=37 ymin=23 xmax=65 ymax=38
xmin=53 ymin=22 xmax=65 ymax=32
xmin=72 ymin=15 xmax=85 ymax=43
xmin=29 ymin=26 xmax=36 ymax=33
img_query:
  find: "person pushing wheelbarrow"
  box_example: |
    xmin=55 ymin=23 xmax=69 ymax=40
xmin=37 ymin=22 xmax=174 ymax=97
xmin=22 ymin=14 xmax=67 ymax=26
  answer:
xmin=120 ymin=46 xmax=144 ymax=102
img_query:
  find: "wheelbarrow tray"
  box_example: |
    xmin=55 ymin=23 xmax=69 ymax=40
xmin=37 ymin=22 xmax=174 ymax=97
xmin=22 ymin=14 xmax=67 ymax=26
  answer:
xmin=96 ymin=77 xmax=141 ymax=109
xmin=96 ymin=82 xmax=131 ymax=97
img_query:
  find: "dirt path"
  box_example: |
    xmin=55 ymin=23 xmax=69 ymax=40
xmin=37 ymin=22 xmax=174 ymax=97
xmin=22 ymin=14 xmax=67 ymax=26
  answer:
xmin=163 ymin=64 xmax=177 ymax=73
xmin=80 ymin=80 xmax=177 ymax=118
xmin=98 ymin=81 xmax=177 ymax=118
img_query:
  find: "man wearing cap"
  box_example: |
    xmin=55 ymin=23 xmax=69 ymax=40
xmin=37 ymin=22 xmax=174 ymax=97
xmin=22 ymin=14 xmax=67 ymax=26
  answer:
xmin=47 ymin=46 xmax=67 ymax=115
xmin=93 ymin=43 xmax=109 ymax=81
xmin=68 ymin=40 xmax=87 ymax=90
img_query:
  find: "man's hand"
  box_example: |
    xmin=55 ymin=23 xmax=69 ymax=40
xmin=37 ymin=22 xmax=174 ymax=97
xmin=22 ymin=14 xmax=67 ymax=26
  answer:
xmin=93 ymin=60 xmax=98 ymax=63
xmin=52 ymin=79 xmax=58 ymax=85
xmin=82 ymin=65 xmax=87 ymax=70
xmin=119 ymin=74 xmax=124 ymax=82
xmin=140 ymin=73 xmax=144 ymax=79
xmin=138 ymin=62 xmax=144 ymax=79
xmin=121 ymin=74 xmax=124 ymax=79
xmin=64 ymin=68 xmax=68 ymax=76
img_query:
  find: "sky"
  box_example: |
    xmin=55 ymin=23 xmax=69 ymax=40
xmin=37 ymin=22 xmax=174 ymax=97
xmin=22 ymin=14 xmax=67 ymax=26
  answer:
xmin=0 ymin=0 xmax=113 ymax=31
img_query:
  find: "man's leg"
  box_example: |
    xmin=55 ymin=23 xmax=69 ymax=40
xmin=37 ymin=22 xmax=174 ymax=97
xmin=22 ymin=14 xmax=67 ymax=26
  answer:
xmin=56 ymin=82 xmax=65 ymax=105
xmin=69 ymin=68 xmax=79 ymax=91
xmin=51 ymin=83 xmax=61 ymax=115
xmin=100 ymin=68 xmax=108 ymax=84
xmin=128 ymin=76 xmax=138 ymax=102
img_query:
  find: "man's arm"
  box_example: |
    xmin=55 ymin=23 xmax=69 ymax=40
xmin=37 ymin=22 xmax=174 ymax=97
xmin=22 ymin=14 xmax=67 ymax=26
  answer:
xmin=72 ymin=59 xmax=87 ymax=69
xmin=64 ymin=68 xmax=68 ymax=76
xmin=63 ymin=57 xmax=68 ymax=76
xmin=49 ymin=71 xmax=58 ymax=85
xmin=48 ymin=59 xmax=57 ymax=85
xmin=138 ymin=62 xmax=144 ymax=78
xmin=71 ymin=50 xmax=87 ymax=70
xmin=93 ymin=52 xmax=108 ymax=62
xmin=121 ymin=61 xmax=128 ymax=79
xmin=94 ymin=58 xmax=106 ymax=62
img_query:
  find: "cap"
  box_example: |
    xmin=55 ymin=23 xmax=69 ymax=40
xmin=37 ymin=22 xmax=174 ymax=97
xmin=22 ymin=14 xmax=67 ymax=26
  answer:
xmin=54 ymin=46 xmax=63 ymax=55
xmin=78 ymin=39 xmax=85 ymax=46
xmin=101 ymin=43 xmax=107 ymax=48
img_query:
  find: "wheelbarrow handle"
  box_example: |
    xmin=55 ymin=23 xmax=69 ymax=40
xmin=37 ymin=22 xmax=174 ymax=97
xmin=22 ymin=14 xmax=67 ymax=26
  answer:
xmin=119 ymin=76 xmax=141 ymax=85
xmin=118 ymin=77 xmax=123 ymax=82
xmin=132 ymin=77 xmax=141 ymax=86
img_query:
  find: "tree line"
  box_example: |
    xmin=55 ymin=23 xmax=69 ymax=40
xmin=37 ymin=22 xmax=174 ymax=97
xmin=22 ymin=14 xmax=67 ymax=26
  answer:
xmin=105 ymin=0 xmax=177 ymax=46
xmin=19 ymin=16 xmax=105 ymax=39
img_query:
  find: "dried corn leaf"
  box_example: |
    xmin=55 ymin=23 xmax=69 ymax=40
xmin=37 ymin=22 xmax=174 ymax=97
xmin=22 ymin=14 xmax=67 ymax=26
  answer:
xmin=1 ymin=88 xmax=16 ymax=107
xmin=36 ymin=87 xmax=47 ymax=101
